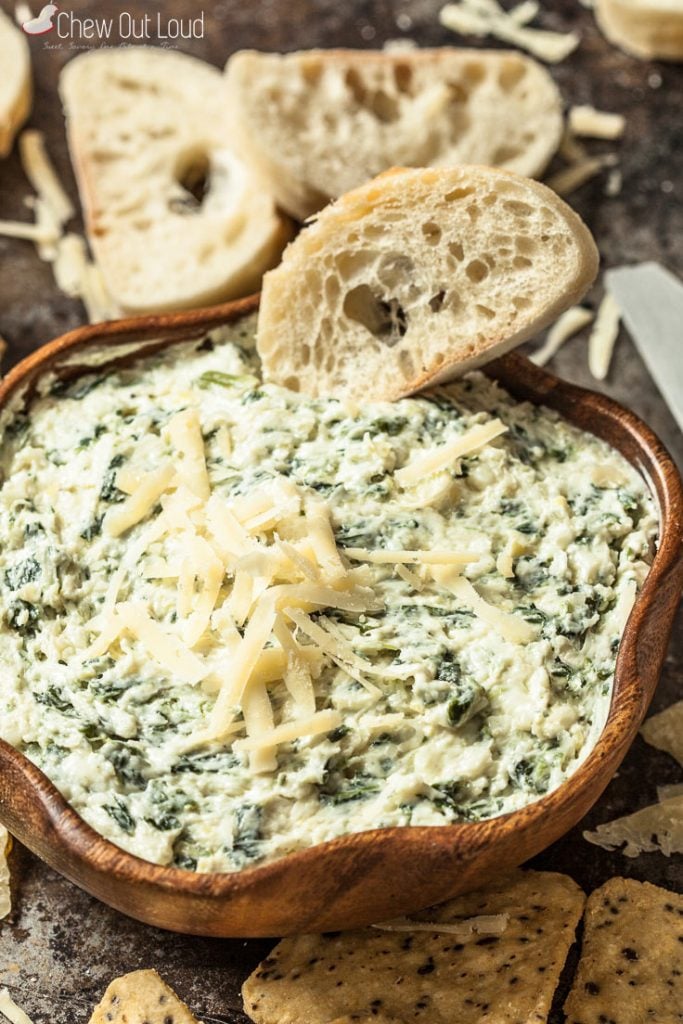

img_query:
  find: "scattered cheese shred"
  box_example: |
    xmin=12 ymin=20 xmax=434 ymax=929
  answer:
xmin=395 ymin=563 xmax=423 ymax=590
xmin=439 ymin=0 xmax=579 ymax=63
xmin=206 ymin=600 xmax=278 ymax=738
xmin=273 ymin=615 xmax=317 ymax=716
xmin=285 ymin=608 xmax=381 ymax=693
xmin=530 ymin=306 xmax=594 ymax=366
xmin=495 ymin=533 xmax=527 ymax=579
xmin=373 ymin=913 xmax=509 ymax=936
xmin=166 ymin=408 xmax=210 ymax=501
xmin=242 ymin=679 xmax=277 ymax=773
xmin=19 ymin=130 xmax=74 ymax=228
xmin=433 ymin=568 xmax=536 ymax=644
xmin=341 ymin=547 xmax=478 ymax=566
xmin=640 ymin=701 xmax=683 ymax=767
xmin=104 ymin=464 xmax=175 ymax=538
xmin=546 ymin=154 xmax=618 ymax=197
xmin=305 ymin=498 xmax=347 ymax=583
xmin=180 ymin=535 xmax=225 ymax=647
xmin=583 ymin=795 xmax=683 ymax=857
xmin=0 ymin=219 xmax=55 ymax=243
xmin=234 ymin=709 xmax=343 ymax=753
xmin=588 ymin=292 xmax=621 ymax=381
xmin=568 ymin=105 xmax=626 ymax=140
xmin=588 ymin=463 xmax=628 ymax=488
xmin=228 ymin=570 xmax=255 ymax=627
xmin=0 ymin=826 xmax=10 ymax=921
xmin=116 ymin=602 xmax=206 ymax=685
xmin=205 ymin=493 xmax=254 ymax=561
xmin=396 ymin=419 xmax=508 ymax=487
xmin=0 ymin=989 xmax=34 ymax=1024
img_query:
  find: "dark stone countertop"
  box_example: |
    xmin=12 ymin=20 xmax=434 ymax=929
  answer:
xmin=0 ymin=1 xmax=680 ymax=1021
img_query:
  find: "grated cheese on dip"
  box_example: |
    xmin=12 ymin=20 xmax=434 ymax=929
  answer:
xmin=0 ymin=316 xmax=657 ymax=872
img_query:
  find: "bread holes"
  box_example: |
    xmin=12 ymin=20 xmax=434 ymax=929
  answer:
xmin=283 ymin=376 xmax=300 ymax=392
xmin=393 ymin=62 xmax=414 ymax=95
xmin=429 ymin=290 xmax=446 ymax=312
xmin=448 ymin=240 xmax=465 ymax=261
xmin=342 ymin=285 xmax=409 ymax=346
xmin=466 ymin=259 xmax=489 ymax=284
xmin=422 ymin=221 xmax=442 ymax=245
xmin=300 ymin=60 xmax=323 ymax=86
xmin=513 ymin=296 xmax=532 ymax=311
xmin=397 ymin=349 xmax=415 ymax=377
xmin=513 ymin=255 xmax=532 ymax=270
xmin=444 ymin=186 xmax=475 ymax=202
xmin=463 ymin=61 xmax=486 ymax=86
xmin=343 ymin=68 xmax=399 ymax=122
xmin=476 ymin=304 xmax=496 ymax=321
xmin=504 ymin=200 xmax=533 ymax=218
xmin=170 ymin=148 xmax=210 ymax=214
xmin=498 ymin=60 xmax=526 ymax=91
xmin=515 ymin=236 xmax=535 ymax=255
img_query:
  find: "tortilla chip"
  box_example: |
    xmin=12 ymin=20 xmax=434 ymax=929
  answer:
xmin=0 ymin=826 xmax=11 ymax=920
xmin=89 ymin=969 xmax=200 ymax=1024
xmin=641 ymin=701 xmax=683 ymax=766
xmin=564 ymin=878 xmax=683 ymax=1024
xmin=242 ymin=869 xmax=585 ymax=1024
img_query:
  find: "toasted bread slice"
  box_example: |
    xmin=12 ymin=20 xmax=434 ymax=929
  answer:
xmin=0 ymin=9 xmax=32 ymax=159
xmin=225 ymin=48 xmax=563 ymax=221
xmin=257 ymin=166 xmax=599 ymax=402
xmin=59 ymin=48 xmax=291 ymax=315
xmin=595 ymin=0 xmax=683 ymax=60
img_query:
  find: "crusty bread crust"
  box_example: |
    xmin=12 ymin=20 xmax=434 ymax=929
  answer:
xmin=59 ymin=48 xmax=291 ymax=315
xmin=595 ymin=0 xmax=683 ymax=60
xmin=226 ymin=48 xmax=563 ymax=221
xmin=257 ymin=166 xmax=599 ymax=402
xmin=0 ymin=9 xmax=32 ymax=159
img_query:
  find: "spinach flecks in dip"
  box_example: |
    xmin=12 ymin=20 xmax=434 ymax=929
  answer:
xmin=0 ymin=317 xmax=657 ymax=872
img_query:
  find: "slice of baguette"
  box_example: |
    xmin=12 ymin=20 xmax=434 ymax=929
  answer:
xmin=225 ymin=48 xmax=563 ymax=222
xmin=0 ymin=9 xmax=32 ymax=159
xmin=257 ymin=166 xmax=599 ymax=402
xmin=59 ymin=48 xmax=291 ymax=315
xmin=595 ymin=0 xmax=683 ymax=60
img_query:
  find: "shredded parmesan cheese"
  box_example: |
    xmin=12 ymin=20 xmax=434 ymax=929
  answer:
xmin=104 ymin=465 xmax=175 ymax=538
xmin=234 ymin=709 xmax=343 ymax=752
xmin=640 ymin=701 xmax=683 ymax=767
xmin=433 ymin=568 xmax=536 ymax=643
xmin=588 ymin=292 xmax=621 ymax=381
xmin=546 ymin=154 xmax=618 ymax=197
xmin=116 ymin=602 xmax=206 ymax=685
xmin=19 ymin=130 xmax=74 ymax=228
xmin=373 ymin=912 xmax=509 ymax=936
xmin=396 ymin=419 xmax=508 ymax=487
xmin=166 ymin=409 xmax=210 ymax=501
xmin=439 ymin=0 xmax=579 ymax=63
xmin=583 ymin=795 xmax=683 ymax=857
xmin=0 ymin=990 xmax=34 ymax=1024
xmin=530 ymin=306 xmax=594 ymax=367
xmin=569 ymin=105 xmax=626 ymax=140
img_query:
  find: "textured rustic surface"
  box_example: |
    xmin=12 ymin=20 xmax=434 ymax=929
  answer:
xmin=0 ymin=0 xmax=681 ymax=1021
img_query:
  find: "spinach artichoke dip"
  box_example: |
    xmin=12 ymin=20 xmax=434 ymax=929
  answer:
xmin=0 ymin=317 xmax=657 ymax=873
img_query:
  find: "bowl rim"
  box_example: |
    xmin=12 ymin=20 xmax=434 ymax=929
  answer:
xmin=1 ymin=294 xmax=682 ymax=901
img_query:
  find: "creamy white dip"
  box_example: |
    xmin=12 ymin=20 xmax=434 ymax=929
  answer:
xmin=0 ymin=318 xmax=657 ymax=871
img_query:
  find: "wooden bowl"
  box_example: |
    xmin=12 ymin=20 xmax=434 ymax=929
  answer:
xmin=1 ymin=296 xmax=681 ymax=938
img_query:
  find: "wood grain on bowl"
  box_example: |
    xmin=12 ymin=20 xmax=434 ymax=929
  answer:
xmin=0 ymin=299 xmax=681 ymax=938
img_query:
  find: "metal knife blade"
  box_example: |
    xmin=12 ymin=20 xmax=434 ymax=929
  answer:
xmin=605 ymin=262 xmax=683 ymax=432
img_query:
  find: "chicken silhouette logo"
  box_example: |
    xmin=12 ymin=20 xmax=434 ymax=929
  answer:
xmin=22 ymin=3 xmax=58 ymax=34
